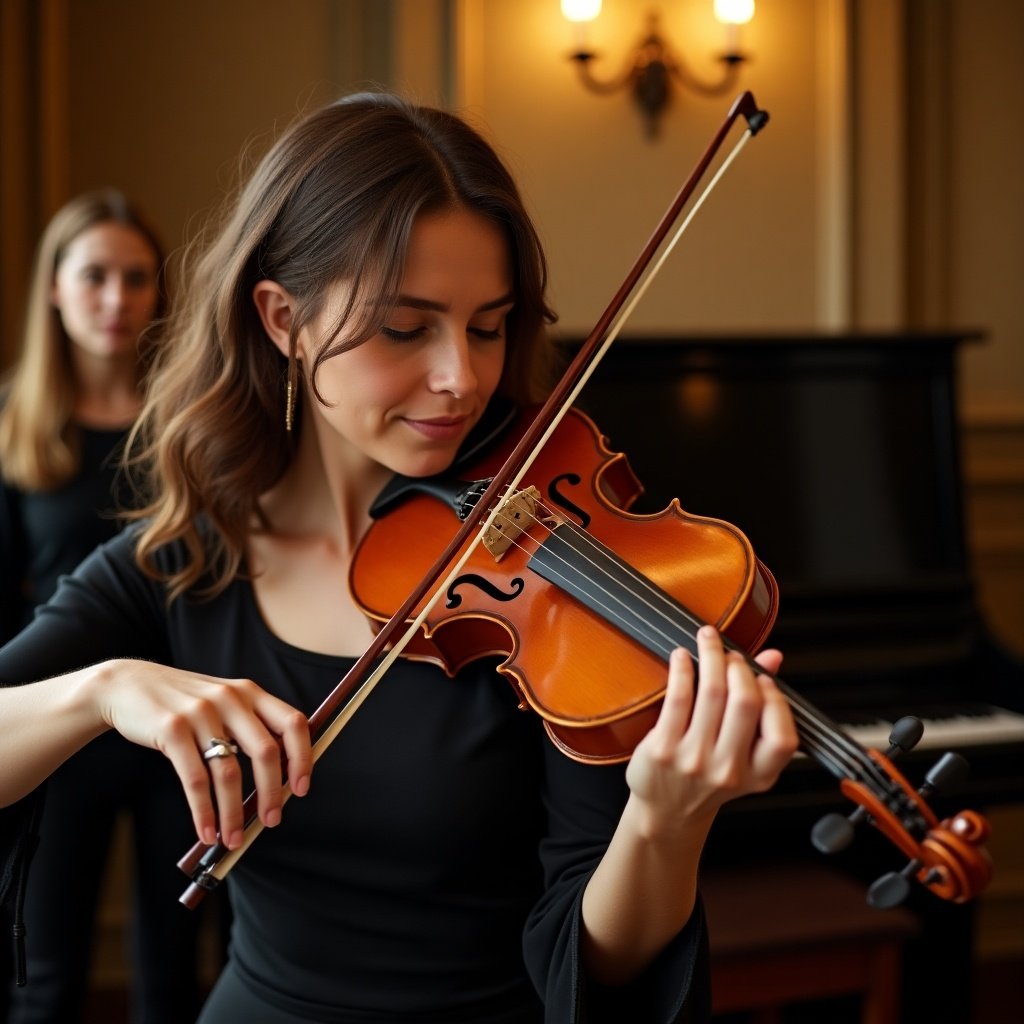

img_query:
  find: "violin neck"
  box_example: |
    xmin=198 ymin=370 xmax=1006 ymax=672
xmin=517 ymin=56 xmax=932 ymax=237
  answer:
xmin=529 ymin=521 xmax=874 ymax=785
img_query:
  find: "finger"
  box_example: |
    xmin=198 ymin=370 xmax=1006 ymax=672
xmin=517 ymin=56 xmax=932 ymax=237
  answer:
xmin=196 ymin=727 xmax=247 ymax=850
xmin=157 ymin=718 xmax=220 ymax=846
xmin=220 ymin=691 xmax=311 ymax=833
xmin=716 ymin=647 xmax=783 ymax=756
xmin=714 ymin=654 xmax=765 ymax=758
xmin=255 ymin=696 xmax=313 ymax=800
xmin=648 ymin=646 xmax=697 ymax=753
xmin=208 ymin=718 xmax=286 ymax=845
xmin=686 ymin=625 xmax=730 ymax=741
xmin=750 ymin=676 xmax=800 ymax=783
xmin=753 ymin=647 xmax=783 ymax=677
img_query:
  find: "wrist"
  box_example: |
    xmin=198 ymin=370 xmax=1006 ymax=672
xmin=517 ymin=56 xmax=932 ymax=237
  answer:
xmin=66 ymin=659 xmax=123 ymax=735
xmin=621 ymin=792 xmax=717 ymax=850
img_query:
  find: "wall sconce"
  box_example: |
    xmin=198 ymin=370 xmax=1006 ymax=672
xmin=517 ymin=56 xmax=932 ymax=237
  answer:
xmin=561 ymin=0 xmax=755 ymax=138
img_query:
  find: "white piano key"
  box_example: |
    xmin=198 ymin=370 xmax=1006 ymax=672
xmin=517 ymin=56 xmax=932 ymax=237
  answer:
xmin=841 ymin=707 xmax=1024 ymax=751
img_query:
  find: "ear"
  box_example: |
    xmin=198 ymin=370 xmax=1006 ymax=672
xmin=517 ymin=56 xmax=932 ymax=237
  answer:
xmin=252 ymin=280 xmax=297 ymax=359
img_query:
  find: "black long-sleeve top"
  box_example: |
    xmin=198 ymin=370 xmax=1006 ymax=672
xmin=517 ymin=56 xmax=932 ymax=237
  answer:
xmin=0 ymin=528 xmax=710 ymax=1023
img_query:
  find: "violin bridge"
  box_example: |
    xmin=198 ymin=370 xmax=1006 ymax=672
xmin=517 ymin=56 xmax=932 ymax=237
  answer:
xmin=482 ymin=486 xmax=541 ymax=560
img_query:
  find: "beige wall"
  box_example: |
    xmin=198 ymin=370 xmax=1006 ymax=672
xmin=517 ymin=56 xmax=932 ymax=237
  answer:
xmin=454 ymin=0 xmax=821 ymax=333
xmin=1 ymin=0 xmax=1020 ymax=655
xmin=4 ymin=0 xmax=1021 ymax=409
xmin=61 ymin=0 xmax=391 ymax=261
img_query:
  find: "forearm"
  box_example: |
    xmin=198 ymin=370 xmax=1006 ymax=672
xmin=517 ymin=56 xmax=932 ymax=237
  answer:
xmin=578 ymin=632 xmax=797 ymax=989
xmin=0 ymin=663 xmax=113 ymax=806
xmin=580 ymin=793 xmax=715 ymax=986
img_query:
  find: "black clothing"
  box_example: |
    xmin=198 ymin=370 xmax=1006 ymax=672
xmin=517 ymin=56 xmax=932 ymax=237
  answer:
xmin=5 ymin=735 xmax=204 ymax=1024
xmin=0 ymin=528 xmax=709 ymax=1023
xmin=1 ymin=427 xmax=204 ymax=1024
xmin=0 ymin=426 xmax=132 ymax=642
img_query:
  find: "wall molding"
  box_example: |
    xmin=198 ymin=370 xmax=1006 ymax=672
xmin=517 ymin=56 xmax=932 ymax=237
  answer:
xmin=815 ymin=0 xmax=853 ymax=329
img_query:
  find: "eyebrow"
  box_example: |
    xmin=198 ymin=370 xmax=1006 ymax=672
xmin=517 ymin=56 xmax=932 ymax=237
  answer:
xmin=78 ymin=261 xmax=154 ymax=272
xmin=394 ymin=292 xmax=515 ymax=314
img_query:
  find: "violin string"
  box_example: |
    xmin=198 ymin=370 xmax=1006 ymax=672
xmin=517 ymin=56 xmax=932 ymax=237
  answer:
xmin=481 ymin=486 xmax=887 ymax=788
xmin=528 ymin=504 xmax=886 ymax=787
xmin=531 ymin=506 xmax=889 ymax=788
xmin=487 ymin=494 xmax=817 ymax=745
xmin=511 ymin=456 xmax=985 ymax=882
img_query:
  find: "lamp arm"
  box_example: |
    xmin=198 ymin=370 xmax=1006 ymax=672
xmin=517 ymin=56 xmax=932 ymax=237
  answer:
xmin=570 ymin=51 xmax=639 ymax=96
xmin=667 ymin=53 xmax=745 ymax=98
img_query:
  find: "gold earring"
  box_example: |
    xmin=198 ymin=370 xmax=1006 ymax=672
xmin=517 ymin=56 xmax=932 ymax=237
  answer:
xmin=285 ymin=378 xmax=295 ymax=432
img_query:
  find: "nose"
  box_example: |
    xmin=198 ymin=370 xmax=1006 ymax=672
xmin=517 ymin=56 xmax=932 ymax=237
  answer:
xmin=100 ymin=275 xmax=128 ymax=311
xmin=428 ymin=331 xmax=478 ymax=398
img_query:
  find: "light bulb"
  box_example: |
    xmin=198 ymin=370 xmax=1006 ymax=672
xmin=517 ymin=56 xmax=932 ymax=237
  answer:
xmin=714 ymin=0 xmax=755 ymax=25
xmin=561 ymin=0 xmax=602 ymax=23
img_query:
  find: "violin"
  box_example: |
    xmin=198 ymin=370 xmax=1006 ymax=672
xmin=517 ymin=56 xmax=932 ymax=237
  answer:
xmin=177 ymin=90 xmax=993 ymax=911
xmin=352 ymin=402 xmax=779 ymax=764
xmin=350 ymin=404 xmax=993 ymax=908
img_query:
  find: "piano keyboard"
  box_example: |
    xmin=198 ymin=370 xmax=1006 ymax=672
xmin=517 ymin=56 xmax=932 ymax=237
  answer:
xmin=836 ymin=702 xmax=1024 ymax=752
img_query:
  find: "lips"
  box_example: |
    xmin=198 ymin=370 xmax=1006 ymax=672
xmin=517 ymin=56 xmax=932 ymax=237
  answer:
xmin=402 ymin=415 xmax=471 ymax=441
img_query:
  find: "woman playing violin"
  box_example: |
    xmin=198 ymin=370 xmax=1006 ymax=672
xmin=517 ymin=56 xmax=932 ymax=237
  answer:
xmin=0 ymin=92 xmax=797 ymax=1023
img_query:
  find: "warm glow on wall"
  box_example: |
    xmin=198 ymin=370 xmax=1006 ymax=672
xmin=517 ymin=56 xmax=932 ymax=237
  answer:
xmin=560 ymin=0 xmax=602 ymax=21
xmin=562 ymin=1 xmax=756 ymax=138
xmin=714 ymin=0 xmax=755 ymax=25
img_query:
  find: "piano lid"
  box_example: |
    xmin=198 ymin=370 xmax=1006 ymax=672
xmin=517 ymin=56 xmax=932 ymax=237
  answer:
xmin=559 ymin=331 xmax=1011 ymax=709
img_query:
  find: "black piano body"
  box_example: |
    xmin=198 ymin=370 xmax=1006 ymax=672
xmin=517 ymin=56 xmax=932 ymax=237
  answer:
xmin=561 ymin=331 xmax=1024 ymax=1022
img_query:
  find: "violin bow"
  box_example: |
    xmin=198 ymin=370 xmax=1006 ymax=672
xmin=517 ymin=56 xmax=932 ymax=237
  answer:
xmin=178 ymin=91 xmax=770 ymax=905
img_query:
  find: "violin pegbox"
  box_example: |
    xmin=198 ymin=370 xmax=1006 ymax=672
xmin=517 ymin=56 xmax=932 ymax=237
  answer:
xmin=811 ymin=716 xmax=993 ymax=907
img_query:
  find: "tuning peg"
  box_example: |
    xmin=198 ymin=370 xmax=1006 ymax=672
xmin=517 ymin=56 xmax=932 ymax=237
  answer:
xmin=920 ymin=751 xmax=969 ymax=798
xmin=812 ymin=716 xmax=925 ymax=855
xmin=886 ymin=716 xmax=924 ymax=755
xmin=869 ymin=858 xmax=944 ymax=908
xmin=811 ymin=806 xmax=869 ymax=854
xmin=868 ymin=860 xmax=918 ymax=908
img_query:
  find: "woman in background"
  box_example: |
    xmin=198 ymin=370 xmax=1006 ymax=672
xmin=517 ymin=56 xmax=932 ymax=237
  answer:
xmin=0 ymin=190 xmax=206 ymax=1023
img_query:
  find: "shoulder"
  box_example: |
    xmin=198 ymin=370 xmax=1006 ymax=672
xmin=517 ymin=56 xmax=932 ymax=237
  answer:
xmin=60 ymin=524 xmax=158 ymax=603
xmin=35 ymin=520 xmax=242 ymax=644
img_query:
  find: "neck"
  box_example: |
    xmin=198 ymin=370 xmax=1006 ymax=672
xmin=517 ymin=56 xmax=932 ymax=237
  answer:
xmin=71 ymin=349 xmax=140 ymax=428
xmin=258 ymin=404 xmax=393 ymax=555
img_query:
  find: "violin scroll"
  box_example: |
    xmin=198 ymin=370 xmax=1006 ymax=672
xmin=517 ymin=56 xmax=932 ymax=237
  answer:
xmin=812 ymin=717 xmax=993 ymax=906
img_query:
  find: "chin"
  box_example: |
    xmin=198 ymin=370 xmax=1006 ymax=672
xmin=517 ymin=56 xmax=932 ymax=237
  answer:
xmin=387 ymin=444 xmax=463 ymax=480
xmin=401 ymin=455 xmax=459 ymax=479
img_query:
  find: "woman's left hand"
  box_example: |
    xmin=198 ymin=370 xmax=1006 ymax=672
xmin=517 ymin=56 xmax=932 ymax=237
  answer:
xmin=625 ymin=625 xmax=798 ymax=838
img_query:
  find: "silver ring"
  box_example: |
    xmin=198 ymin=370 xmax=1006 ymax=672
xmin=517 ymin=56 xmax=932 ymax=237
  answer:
xmin=202 ymin=736 xmax=240 ymax=761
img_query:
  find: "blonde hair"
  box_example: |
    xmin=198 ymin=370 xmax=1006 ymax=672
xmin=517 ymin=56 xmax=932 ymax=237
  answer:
xmin=0 ymin=189 xmax=166 ymax=490
xmin=131 ymin=92 xmax=557 ymax=600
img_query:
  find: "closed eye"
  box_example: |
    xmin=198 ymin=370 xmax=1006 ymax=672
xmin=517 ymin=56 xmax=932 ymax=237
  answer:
xmin=469 ymin=326 xmax=503 ymax=340
xmin=380 ymin=325 xmax=428 ymax=342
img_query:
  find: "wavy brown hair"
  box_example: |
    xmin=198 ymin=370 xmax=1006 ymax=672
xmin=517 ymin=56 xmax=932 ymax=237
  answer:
xmin=0 ymin=189 xmax=166 ymax=490
xmin=130 ymin=92 xmax=557 ymax=600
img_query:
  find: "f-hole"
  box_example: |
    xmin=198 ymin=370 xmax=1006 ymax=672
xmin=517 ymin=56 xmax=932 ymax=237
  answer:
xmin=446 ymin=574 xmax=525 ymax=608
xmin=548 ymin=473 xmax=590 ymax=529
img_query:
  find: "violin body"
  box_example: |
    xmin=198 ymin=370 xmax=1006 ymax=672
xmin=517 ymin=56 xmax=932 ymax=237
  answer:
xmin=351 ymin=406 xmax=778 ymax=763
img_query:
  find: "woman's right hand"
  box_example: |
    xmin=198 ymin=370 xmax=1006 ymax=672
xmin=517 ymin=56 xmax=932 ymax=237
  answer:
xmin=94 ymin=659 xmax=312 ymax=849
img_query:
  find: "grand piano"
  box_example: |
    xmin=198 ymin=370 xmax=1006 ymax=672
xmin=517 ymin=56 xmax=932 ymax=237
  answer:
xmin=561 ymin=330 xmax=1024 ymax=1020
